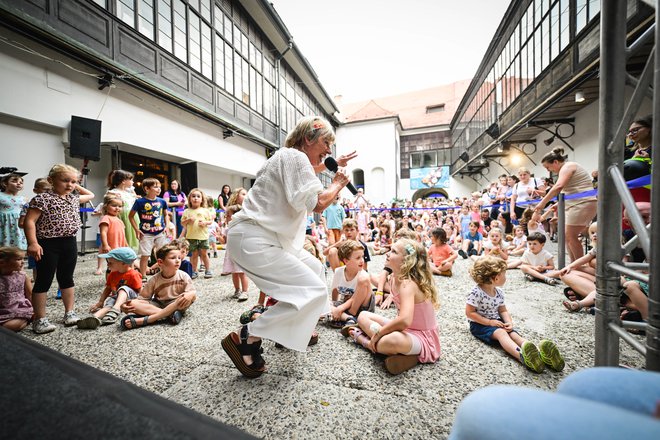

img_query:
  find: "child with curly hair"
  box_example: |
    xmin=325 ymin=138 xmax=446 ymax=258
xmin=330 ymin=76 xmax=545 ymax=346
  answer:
xmin=344 ymin=238 xmax=441 ymax=375
xmin=466 ymin=256 xmax=564 ymax=373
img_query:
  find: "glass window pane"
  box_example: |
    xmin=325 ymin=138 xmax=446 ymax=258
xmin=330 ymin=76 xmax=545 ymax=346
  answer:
xmin=213 ymin=5 xmax=223 ymax=34
xmin=410 ymin=153 xmax=422 ymax=169
xmin=200 ymin=0 xmax=211 ymax=22
xmin=576 ymin=0 xmax=587 ymax=33
xmin=117 ymin=0 xmax=135 ymax=26
xmin=588 ymin=0 xmax=600 ymax=22
xmin=233 ymin=51 xmax=242 ymax=100
xmin=224 ymin=42 xmax=233 ymax=94
xmin=422 ymin=152 xmax=436 ymax=167
xmin=201 ymin=22 xmax=212 ymax=79
xmin=173 ymin=0 xmax=187 ymax=61
xmin=188 ymin=13 xmax=201 ymax=71
xmin=560 ymin=0 xmax=570 ymax=51
xmin=138 ymin=0 xmax=155 ymax=39
xmin=157 ymin=0 xmax=172 ymax=52
xmin=214 ymin=34 xmax=224 ymax=87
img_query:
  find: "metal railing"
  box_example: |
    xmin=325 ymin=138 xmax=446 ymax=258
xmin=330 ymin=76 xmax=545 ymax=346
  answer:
xmin=595 ymin=1 xmax=659 ymax=371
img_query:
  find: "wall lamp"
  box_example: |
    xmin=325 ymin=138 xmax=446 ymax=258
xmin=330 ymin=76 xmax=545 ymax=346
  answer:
xmin=222 ymin=129 xmax=234 ymax=139
xmin=575 ymin=91 xmax=586 ymax=103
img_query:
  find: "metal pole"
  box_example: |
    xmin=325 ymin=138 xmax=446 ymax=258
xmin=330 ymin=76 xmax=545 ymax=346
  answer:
xmin=647 ymin=3 xmax=660 ymax=372
xmin=557 ymin=193 xmax=565 ymax=269
xmin=595 ymin=0 xmax=627 ymax=367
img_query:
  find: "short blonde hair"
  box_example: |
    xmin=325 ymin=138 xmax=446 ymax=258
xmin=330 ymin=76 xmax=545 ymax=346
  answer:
xmin=101 ymin=193 xmax=123 ymax=214
xmin=186 ymin=188 xmax=208 ymax=208
xmin=470 ymin=256 xmax=507 ymax=284
xmin=285 ymin=116 xmax=335 ymax=150
xmin=48 ymin=163 xmax=79 ymax=180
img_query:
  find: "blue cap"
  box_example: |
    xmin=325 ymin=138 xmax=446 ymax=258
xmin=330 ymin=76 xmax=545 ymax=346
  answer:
xmin=98 ymin=247 xmax=137 ymax=264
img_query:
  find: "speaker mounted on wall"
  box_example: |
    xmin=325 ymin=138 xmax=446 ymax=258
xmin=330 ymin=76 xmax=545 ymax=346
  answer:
xmin=69 ymin=116 xmax=101 ymax=161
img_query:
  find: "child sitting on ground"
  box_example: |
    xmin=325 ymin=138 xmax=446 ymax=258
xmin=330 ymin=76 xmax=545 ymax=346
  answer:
xmin=171 ymin=238 xmax=193 ymax=277
xmin=327 ymin=240 xmax=375 ymax=328
xmin=78 ymin=247 xmax=142 ymax=329
xmin=0 ymin=247 xmax=33 ymax=332
xmin=466 ymin=256 xmax=564 ymax=373
xmin=372 ymin=221 xmax=392 ymax=255
xmin=120 ymin=244 xmax=196 ymax=329
xmin=458 ymin=221 xmax=483 ymax=259
xmin=508 ymin=232 xmax=559 ymax=285
xmin=476 ymin=227 xmax=509 ymax=261
xmin=324 ymin=218 xmax=371 ymax=272
xmin=508 ymin=225 xmax=527 ymax=257
xmin=428 ymin=227 xmax=457 ymax=276
xmin=344 ymin=239 xmax=441 ymax=375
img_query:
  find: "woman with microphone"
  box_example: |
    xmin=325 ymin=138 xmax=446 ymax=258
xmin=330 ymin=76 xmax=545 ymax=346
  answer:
xmin=222 ymin=116 xmax=355 ymax=378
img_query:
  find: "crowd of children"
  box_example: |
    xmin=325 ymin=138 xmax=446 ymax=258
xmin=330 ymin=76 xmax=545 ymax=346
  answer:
xmin=2 ymin=163 xmax=650 ymax=379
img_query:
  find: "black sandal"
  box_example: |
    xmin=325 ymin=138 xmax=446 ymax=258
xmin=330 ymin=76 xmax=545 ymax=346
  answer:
xmin=221 ymin=325 xmax=266 ymax=378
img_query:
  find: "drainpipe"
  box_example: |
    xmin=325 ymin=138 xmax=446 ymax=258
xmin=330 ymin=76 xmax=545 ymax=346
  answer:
xmin=275 ymin=40 xmax=293 ymax=148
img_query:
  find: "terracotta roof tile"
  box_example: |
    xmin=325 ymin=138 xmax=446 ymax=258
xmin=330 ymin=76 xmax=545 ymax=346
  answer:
xmin=339 ymin=79 xmax=471 ymax=129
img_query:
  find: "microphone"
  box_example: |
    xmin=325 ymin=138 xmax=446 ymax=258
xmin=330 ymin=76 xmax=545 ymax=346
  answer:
xmin=324 ymin=156 xmax=358 ymax=195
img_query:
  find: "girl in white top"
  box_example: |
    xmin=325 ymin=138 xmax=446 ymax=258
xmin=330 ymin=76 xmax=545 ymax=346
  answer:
xmin=222 ymin=116 xmax=352 ymax=379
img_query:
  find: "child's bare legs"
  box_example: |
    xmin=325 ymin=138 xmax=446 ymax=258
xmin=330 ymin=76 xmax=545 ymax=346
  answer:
xmin=509 ymin=248 xmax=525 ymax=257
xmin=239 ymin=273 xmax=249 ymax=292
xmin=431 ymin=262 xmax=452 ymax=275
xmin=2 ymin=318 xmax=29 ymax=331
xmin=121 ymin=299 xmax=188 ymax=328
xmin=231 ymin=273 xmax=241 ymax=290
xmin=191 ymin=250 xmax=200 ymax=274
xmin=520 ymin=265 xmax=548 ymax=281
xmin=60 ymin=286 xmax=75 ymax=313
xmin=199 ymin=249 xmax=211 ymax=274
xmin=563 ymin=290 xmax=596 ymax=311
xmin=355 ymin=312 xmax=412 ymax=355
xmin=139 ymin=256 xmax=149 ymax=278
xmin=507 ymin=259 xmax=523 ymax=269
xmin=623 ymin=281 xmax=648 ymax=320
xmin=95 ymin=257 xmax=104 ymax=275
xmin=561 ymin=271 xmax=596 ymax=298
xmin=491 ymin=329 xmax=525 ymax=362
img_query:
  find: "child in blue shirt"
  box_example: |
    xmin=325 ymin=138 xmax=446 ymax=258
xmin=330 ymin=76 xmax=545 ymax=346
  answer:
xmin=459 ymin=221 xmax=483 ymax=259
xmin=129 ymin=178 xmax=169 ymax=280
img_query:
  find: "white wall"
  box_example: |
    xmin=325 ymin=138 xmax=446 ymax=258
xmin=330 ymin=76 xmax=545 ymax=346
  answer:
xmin=0 ymin=41 xmax=267 ymax=179
xmin=335 ymin=119 xmax=399 ymax=204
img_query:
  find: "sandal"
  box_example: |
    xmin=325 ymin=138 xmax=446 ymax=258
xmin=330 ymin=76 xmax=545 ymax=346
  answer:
xmin=563 ymin=287 xmax=577 ymax=301
xmin=101 ymin=308 xmax=120 ymax=325
xmin=221 ymin=325 xmax=266 ymax=378
xmin=562 ymin=300 xmax=582 ymax=312
xmin=384 ymin=355 xmax=418 ymax=375
xmin=340 ymin=317 xmax=359 ymax=338
xmin=120 ymin=314 xmax=149 ymax=330
xmin=239 ymin=305 xmax=267 ymax=325
xmin=169 ymin=310 xmax=183 ymax=325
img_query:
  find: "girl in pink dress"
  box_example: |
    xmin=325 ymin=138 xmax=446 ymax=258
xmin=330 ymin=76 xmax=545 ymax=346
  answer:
xmin=344 ymin=238 xmax=441 ymax=375
xmin=0 ymin=247 xmax=33 ymax=331
xmin=356 ymin=204 xmax=370 ymax=242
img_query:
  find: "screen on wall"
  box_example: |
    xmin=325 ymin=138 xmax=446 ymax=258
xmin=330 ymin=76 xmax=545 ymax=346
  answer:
xmin=410 ymin=166 xmax=450 ymax=189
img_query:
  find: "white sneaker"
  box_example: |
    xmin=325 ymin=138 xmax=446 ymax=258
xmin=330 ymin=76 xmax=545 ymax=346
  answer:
xmin=232 ymin=289 xmax=241 ymax=299
xmin=63 ymin=310 xmax=80 ymax=326
xmin=237 ymin=291 xmax=249 ymax=302
xmin=33 ymin=318 xmax=56 ymax=334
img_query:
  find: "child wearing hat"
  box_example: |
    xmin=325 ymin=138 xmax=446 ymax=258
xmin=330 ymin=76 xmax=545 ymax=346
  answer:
xmin=77 ymin=247 xmax=142 ymax=329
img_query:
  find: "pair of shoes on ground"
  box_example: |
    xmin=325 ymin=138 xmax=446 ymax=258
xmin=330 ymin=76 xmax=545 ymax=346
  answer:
xmin=33 ymin=310 xmax=80 ymax=334
xmin=520 ymin=340 xmax=565 ymax=373
xmin=77 ymin=307 xmax=121 ymax=329
xmin=523 ymin=274 xmax=558 ymax=285
xmin=458 ymin=250 xmax=468 ymax=259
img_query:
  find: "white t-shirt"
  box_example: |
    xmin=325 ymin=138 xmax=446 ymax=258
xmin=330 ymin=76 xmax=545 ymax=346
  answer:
xmin=331 ymin=266 xmax=367 ymax=303
xmin=466 ymin=285 xmax=505 ymax=321
xmin=521 ymin=248 xmax=554 ymax=266
xmin=231 ymin=148 xmax=323 ymax=253
xmin=512 ymin=235 xmax=527 ymax=248
xmin=514 ymin=178 xmax=542 ymax=204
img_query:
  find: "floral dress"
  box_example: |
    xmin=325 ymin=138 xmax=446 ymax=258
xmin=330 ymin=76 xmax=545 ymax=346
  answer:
xmin=0 ymin=271 xmax=33 ymax=324
xmin=0 ymin=192 xmax=27 ymax=249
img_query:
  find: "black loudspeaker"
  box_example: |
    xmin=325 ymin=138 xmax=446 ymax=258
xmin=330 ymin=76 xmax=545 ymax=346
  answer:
xmin=69 ymin=116 xmax=101 ymax=161
xmin=486 ymin=122 xmax=500 ymax=139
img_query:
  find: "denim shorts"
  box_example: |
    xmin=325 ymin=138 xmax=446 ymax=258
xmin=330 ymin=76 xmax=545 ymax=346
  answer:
xmin=469 ymin=320 xmax=519 ymax=345
xmin=104 ymin=286 xmax=139 ymax=307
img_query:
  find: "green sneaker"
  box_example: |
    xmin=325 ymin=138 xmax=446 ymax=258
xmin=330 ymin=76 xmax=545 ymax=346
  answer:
xmin=539 ymin=339 xmax=565 ymax=372
xmin=520 ymin=341 xmax=545 ymax=373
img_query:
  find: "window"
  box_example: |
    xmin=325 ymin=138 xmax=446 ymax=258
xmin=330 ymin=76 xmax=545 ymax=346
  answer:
xmin=410 ymin=151 xmax=437 ymax=169
xmin=137 ymin=0 xmax=154 ymax=39
xmin=173 ymin=0 xmax=187 ymax=62
xmin=157 ymin=0 xmax=172 ymax=52
xmin=116 ymin=0 xmax=134 ymax=26
xmin=426 ymin=104 xmax=445 ymax=113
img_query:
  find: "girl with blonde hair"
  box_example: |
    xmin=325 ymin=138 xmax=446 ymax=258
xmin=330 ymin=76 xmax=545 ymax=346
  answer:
xmin=345 ymin=238 xmax=441 ymax=375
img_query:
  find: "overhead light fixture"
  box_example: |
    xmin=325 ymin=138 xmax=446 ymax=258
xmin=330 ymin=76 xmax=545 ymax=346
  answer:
xmin=497 ymin=143 xmax=503 ymax=153
xmin=575 ymin=91 xmax=585 ymax=103
xmin=223 ymin=129 xmax=234 ymax=139
xmin=459 ymin=152 xmax=470 ymax=162
xmin=543 ymin=136 xmax=555 ymax=146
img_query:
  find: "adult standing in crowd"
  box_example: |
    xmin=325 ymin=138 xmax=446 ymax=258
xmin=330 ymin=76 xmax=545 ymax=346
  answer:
xmin=535 ymin=147 xmax=597 ymax=262
xmin=217 ymin=184 xmax=232 ymax=212
xmin=510 ymin=167 xmax=546 ymax=221
xmin=163 ymin=180 xmax=187 ymax=236
xmin=222 ymin=116 xmax=352 ymax=378
xmin=106 ymin=170 xmax=139 ymax=252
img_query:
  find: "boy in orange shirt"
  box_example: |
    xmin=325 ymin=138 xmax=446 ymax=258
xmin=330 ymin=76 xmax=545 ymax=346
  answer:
xmin=78 ymin=247 xmax=142 ymax=329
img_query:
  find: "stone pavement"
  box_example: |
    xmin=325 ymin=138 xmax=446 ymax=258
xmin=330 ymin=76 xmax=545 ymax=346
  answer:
xmin=12 ymin=243 xmax=645 ymax=439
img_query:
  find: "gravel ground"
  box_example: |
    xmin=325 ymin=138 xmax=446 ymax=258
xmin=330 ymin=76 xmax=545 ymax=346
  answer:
xmin=20 ymin=242 xmax=645 ymax=439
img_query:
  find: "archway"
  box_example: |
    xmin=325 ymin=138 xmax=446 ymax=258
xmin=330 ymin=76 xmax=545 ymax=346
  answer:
xmin=353 ymin=168 xmax=365 ymax=189
xmin=411 ymin=188 xmax=449 ymax=201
